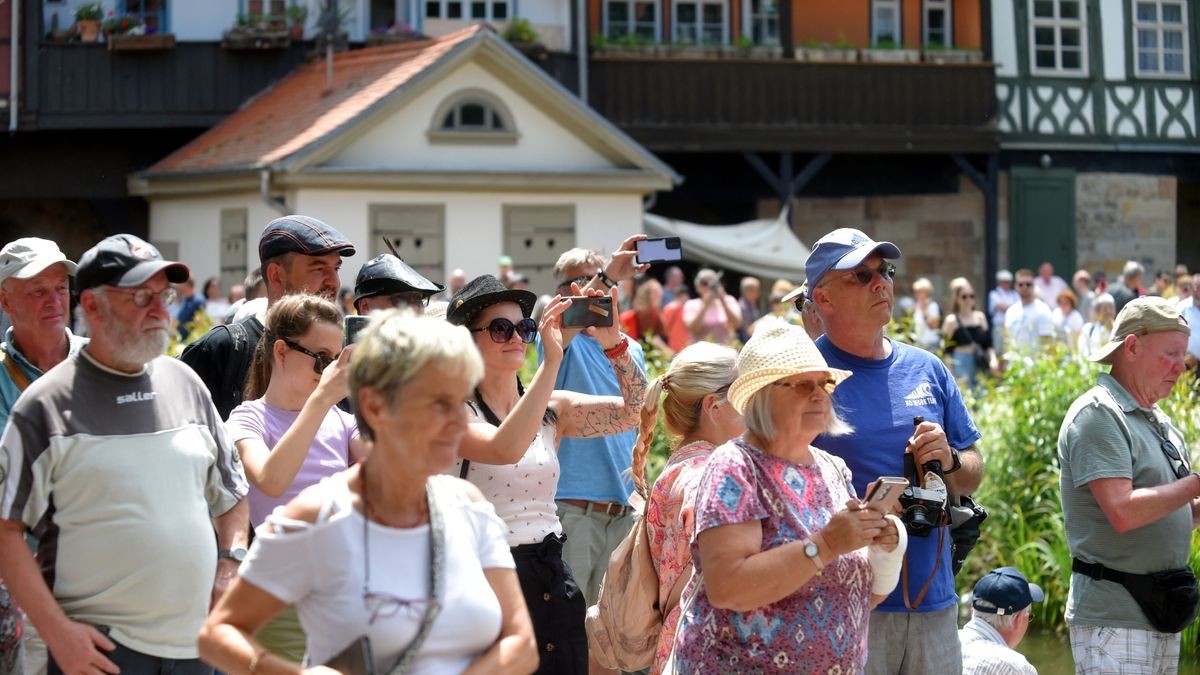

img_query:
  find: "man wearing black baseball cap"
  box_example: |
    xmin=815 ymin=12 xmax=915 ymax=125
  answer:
xmin=0 ymin=234 xmax=249 ymax=675
xmin=353 ymin=253 xmax=442 ymax=314
xmin=959 ymin=567 xmax=1043 ymax=674
xmin=181 ymin=215 xmax=354 ymax=419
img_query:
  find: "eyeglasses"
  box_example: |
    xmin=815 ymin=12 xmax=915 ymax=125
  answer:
xmin=470 ymin=317 xmax=538 ymax=344
xmin=771 ymin=377 xmax=838 ymax=396
xmin=960 ymin=293 xmax=975 ymax=299
xmin=283 ymin=339 xmax=338 ymax=374
xmin=790 ymin=290 xmax=808 ymax=313
xmin=836 ymin=261 xmax=897 ymax=286
xmin=363 ymin=592 xmax=438 ymax=625
xmin=1016 ymin=281 xmax=1034 ymax=288
xmin=556 ymin=275 xmax=591 ymax=291
xmin=102 ymin=286 xmax=178 ymax=308
xmin=385 ymin=292 xmax=428 ymax=310
xmin=1161 ymin=438 xmax=1191 ymax=480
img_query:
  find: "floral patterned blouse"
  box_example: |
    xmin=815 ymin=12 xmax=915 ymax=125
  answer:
xmin=673 ymin=437 xmax=873 ymax=673
xmin=644 ymin=440 xmax=716 ymax=675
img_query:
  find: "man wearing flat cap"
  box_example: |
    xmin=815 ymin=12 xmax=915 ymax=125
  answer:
xmin=181 ymin=215 xmax=354 ymax=419
xmin=0 ymin=235 xmax=249 ymax=675
xmin=959 ymin=567 xmax=1042 ymax=674
xmin=806 ymin=227 xmax=984 ymax=674
xmin=353 ymin=253 xmax=442 ymax=315
xmin=1059 ymin=296 xmax=1198 ymax=672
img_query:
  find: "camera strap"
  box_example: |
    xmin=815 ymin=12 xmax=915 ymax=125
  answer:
xmin=900 ymin=526 xmax=945 ymax=612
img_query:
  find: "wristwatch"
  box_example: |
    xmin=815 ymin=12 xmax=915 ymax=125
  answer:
xmin=596 ymin=269 xmax=619 ymax=289
xmin=218 ymin=547 xmax=248 ymax=563
xmin=802 ymin=538 xmax=824 ymax=572
xmin=945 ymin=448 xmax=963 ymax=474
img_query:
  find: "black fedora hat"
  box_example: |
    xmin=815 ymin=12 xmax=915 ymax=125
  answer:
xmin=446 ymin=274 xmax=537 ymax=326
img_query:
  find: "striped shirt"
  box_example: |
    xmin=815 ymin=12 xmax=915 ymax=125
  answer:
xmin=959 ymin=616 xmax=1038 ymax=674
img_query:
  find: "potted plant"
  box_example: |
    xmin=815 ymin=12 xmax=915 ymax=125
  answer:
xmin=501 ymin=18 xmax=545 ymax=60
xmin=222 ymin=12 xmax=291 ymax=50
xmin=74 ymin=3 xmax=104 ymax=43
xmin=286 ymin=3 xmax=308 ymax=40
xmin=314 ymin=0 xmax=350 ymax=52
xmin=795 ymin=32 xmax=858 ymax=62
xmin=922 ymin=42 xmax=984 ymax=64
xmin=367 ymin=22 xmax=427 ymax=46
xmin=861 ymin=36 xmax=920 ymax=63
xmin=102 ymin=13 xmax=176 ymax=50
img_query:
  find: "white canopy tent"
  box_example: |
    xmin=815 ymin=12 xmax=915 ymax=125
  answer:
xmin=643 ymin=209 xmax=811 ymax=281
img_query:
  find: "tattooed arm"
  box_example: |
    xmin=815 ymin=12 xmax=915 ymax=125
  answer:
xmin=551 ymin=342 xmax=648 ymax=439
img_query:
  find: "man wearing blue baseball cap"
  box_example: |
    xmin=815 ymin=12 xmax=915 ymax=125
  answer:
xmin=959 ymin=567 xmax=1043 ymax=674
xmin=181 ymin=215 xmax=354 ymax=419
xmin=806 ymin=228 xmax=985 ymax=674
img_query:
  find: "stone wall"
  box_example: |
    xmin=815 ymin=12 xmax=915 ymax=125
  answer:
xmin=1074 ymin=173 xmax=1177 ymax=278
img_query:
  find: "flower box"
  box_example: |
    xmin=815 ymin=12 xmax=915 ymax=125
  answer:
xmin=922 ymin=49 xmax=984 ymax=64
xmin=795 ymin=47 xmax=859 ymax=63
xmin=108 ymin=33 xmax=176 ymax=51
xmin=366 ymin=32 xmax=426 ymax=47
xmin=221 ymin=30 xmax=291 ymax=50
xmin=861 ymin=48 xmax=920 ymax=64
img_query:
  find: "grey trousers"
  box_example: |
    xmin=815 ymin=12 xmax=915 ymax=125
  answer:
xmin=865 ymin=606 xmax=962 ymax=675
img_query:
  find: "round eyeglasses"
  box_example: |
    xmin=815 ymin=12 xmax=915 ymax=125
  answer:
xmin=469 ymin=317 xmax=538 ymax=344
xmin=103 ymin=286 xmax=178 ymax=308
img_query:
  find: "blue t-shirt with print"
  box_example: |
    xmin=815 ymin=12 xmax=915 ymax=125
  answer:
xmin=537 ymin=334 xmax=645 ymax=503
xmin=813 ymin=336 xmax=981 ymax=614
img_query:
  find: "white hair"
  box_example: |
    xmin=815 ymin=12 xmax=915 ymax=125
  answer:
xmin=972 ymin=599 xmax=1029 ymax=630
xmin=1123 ymin=260 xmax=1145 ymax=281
xmin=742 ymin=385 xmax=854 ymax=442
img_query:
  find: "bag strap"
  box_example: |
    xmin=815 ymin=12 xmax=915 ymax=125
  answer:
xmin=1073 ymin=558 xmax=1129 ymax=584
xmin=901 ymin=529 xmax=945 ymax=611
xmin=384 ymin=479 xmax=445 ymax=675
xmin=0 ymin=351 xmax=32 ymax=393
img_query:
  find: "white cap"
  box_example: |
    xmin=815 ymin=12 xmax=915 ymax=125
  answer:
xmin=996 ymin=269 xmax=1013 ymax=282
xmin=0 ymin=238 xmax=77 ymax=283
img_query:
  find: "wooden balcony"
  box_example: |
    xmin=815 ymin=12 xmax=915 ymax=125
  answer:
xmin=19 ymin=41 xmax=312 ymax=130
xmin=587 ymin=57 xmax=999 ymax=153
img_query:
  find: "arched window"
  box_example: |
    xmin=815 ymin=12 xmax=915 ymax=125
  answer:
xmin=428 ymin=89 xmax=518 ymax=144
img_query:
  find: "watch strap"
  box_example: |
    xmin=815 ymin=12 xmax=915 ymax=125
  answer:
xmin=596 ymin=269 xmax=618 ymax=289
xmin=944 ymin=448 xmax=962 ymax=474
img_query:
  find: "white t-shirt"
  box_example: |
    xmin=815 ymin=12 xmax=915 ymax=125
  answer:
xmin=913 ymin=300 xmax=942 ymax=351
xmin=240 ymin=474 xmax=515 ymax=674
xmin=1004 ymin=300 xmax=1055 ymax=353
xmin=1183 ymin=303 xmax=1200 ymax=359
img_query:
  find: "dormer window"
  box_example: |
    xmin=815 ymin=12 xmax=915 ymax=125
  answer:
xmin=428 ymin=89 xmax=519 ymax=144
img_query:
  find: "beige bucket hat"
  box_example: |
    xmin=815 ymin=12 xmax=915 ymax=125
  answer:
xmin=1089 ymin=296 xmax=1191 ymax=365
xmin=727 ymin=317 xmax=852 ymax=414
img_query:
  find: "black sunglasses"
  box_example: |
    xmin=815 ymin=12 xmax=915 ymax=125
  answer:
xmin=1161 ymin=439 xmax=1191 ymax=480
xmin=556 ymin=275 xmax=591 ymax=291
xmin=470 ymin=317 xmax=538 ymax=344
xmin=843 ymin=261 xmax=897 ymax=286
xmin=283 ymin=339 xmax=337 ymax=374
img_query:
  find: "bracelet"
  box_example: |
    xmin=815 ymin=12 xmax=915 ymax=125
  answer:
xmin=604 ymin=335 xmax=630 ymax=359
xmin=596 ymin=269 xmax=618 ymax=289
xmin=247 ymin=647 xmax=267 ymax=674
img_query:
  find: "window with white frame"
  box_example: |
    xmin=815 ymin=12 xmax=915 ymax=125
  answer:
xmin=1134 ymin=0 xmax=1190 ymax=77
xmin=1030 ymin=0 xmax=1087 ymax=75
xmin=428 ymin=89 xmax=518 ymax=143
xmin=673 ymin=0 xmax=727 ymax=45
xmin=872 ymin=0 xmax=901 ymax=45
xmin=924 ymin=0 xmax=951 ymax=47
xmin=746 ymin=0 xmax=779 ymax=45
xmin=425 ymin=0 xmax=509 ymax=20
xmin=604 ymin=0 xmax=657 ymax=41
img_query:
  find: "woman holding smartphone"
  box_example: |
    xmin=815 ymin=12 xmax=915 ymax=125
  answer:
xmin=447 ymin=275 xmax=647 ymax=674
xmin=225 ymin=294 xmax=368 ymax=660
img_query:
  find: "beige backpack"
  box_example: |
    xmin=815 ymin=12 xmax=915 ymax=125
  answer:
xmin=584 ymin=497 xmax=689 ymax=671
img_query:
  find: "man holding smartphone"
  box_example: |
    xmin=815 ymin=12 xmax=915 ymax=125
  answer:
xmin=806 ymin=228 xmax=984 ymax=675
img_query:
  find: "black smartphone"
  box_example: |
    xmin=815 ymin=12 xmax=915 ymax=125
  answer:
xmin=561 ymin=296 xmax=614 ymax=329
xmin=344 ymin=315 xmax=371 ymax=346
xmin=635 ymin=237 xmax=683 ymax=265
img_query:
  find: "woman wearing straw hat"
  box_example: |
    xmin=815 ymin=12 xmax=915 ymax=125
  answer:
xmin=447 ymin=275 xmax=647 ymax=674
xmin=670 ymin=318 xmax=902 ymax=672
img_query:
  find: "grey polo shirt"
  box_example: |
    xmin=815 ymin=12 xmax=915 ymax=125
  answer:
xmin=1058 ymin=372 xmax=1194 ymax=630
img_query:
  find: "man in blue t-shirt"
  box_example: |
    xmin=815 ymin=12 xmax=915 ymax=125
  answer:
xmin=806 ymin=228 xmax=984 ymax=675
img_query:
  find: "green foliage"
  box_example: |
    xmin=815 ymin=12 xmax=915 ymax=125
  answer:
xmin=735 ymin=34 xmax=755 ymax=50
xmin=834 ymin=32 xmax=855 ymax=50
xmin=501 ymin=18 xmax=539 ymax=44
xmin=74 ymin=3 xmax=103 ymax=20
xmin=925 ymin=40 xmax=946 ymax=51
xmin=167 ymin=312 xmax=214 ymax=358
xmin=286 ymin=4 xmax=309 ymax=24
xmin=872 ymin=37 xmax=898 ymax=50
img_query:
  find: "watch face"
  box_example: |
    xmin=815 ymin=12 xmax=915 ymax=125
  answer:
xmin=805 ymin=541 xmax=819 ymax=558
xmin=231 ymin=548 xmax=247 ymax=562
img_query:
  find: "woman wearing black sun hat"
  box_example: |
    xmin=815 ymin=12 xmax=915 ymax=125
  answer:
xmin=447 ymin=275 xmax=648 ymax=674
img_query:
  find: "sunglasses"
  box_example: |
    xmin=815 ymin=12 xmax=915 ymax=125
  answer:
xmin=771 ymin=377 xmax=838 ymax=396
xmin=1016 ymin=281 xmax=1034 ymax=287
xmin=470 ymin=317 xmax=538 ymax=344
xmin=556 ymin=275 xmax=591 ymax=291
xmin=385 ymin=292 xmax=428 ymax=309
xmin=838 ymin=261 xmax=897 ymax=286
xmin=103 ymin=286 xmax=178 ymax=308
xmin=1161 ymin=438 xmax=1191 ymax=480
xmin=283 ymin=339 xmax=337 ymax=374
xmin=364 ymin=592 xmax=437 ymax=625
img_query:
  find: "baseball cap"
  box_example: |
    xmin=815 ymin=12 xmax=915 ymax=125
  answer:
xmin=1088 ymin=296 xmax=1191 ymax=365
xmin=805 ymin=228 xmax=902 ymax=288
xmin=498 ymin=255 xmax=514 ymax=267
xmin=972 ymin=567 xmax=1044 ymax=616
xmin=996 ymin=269 xmax=1014 ymax=282
xmin=258 ymin=215 xmax=355 ymax=263
xmin=0 ymin=238 xmax=78 ymax=283
xmin=354 ymin=253 xmax=444 ymax=302
xmin=76 ymin=234 xmax=189 ymax=291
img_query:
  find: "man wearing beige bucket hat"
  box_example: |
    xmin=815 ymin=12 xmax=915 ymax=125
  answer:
xmin=1058 ymin=296 xmax=1198 ymax=671
xmin=804 ymin=227 xmax=985 ymax=675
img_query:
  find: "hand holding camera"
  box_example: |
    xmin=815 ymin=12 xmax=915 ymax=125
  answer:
xmin=898 ymin=416 xmax=951 ymax=537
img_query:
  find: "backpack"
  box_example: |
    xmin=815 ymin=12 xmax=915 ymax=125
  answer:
xmin=584 ymin=498 xmax=689 ymax=671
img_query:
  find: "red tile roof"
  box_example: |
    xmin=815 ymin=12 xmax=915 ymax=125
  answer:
xmin=148 ymin=25 xmax=486 ymax=175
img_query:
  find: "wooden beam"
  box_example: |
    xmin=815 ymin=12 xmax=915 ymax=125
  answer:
xmin=789 ymin=153 xmax=832 ymax=195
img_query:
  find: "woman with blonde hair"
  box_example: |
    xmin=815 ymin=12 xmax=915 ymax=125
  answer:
xmin=941 ymin=278 xmax=997 ymax=386
xmin=627 ymin=342 xmax=744 ymax=674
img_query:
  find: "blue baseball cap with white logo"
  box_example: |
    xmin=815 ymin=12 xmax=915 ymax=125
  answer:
xmin=805 ymin=228 xmax=902 ymax=288
xmin=972 ymin=567 xmax=1044 ymax=616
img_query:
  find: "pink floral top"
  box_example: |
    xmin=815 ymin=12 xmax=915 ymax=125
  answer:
xmin=673 ymin=438 xmax=872 ymax=673
xmin=644 ymin=440 xmax=715 ymax=675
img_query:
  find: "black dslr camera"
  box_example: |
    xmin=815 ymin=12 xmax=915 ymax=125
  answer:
xmin=898 ymin=416 xmax=950 ymax=537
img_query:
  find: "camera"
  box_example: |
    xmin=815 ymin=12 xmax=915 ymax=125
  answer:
xmin=898 ymin=416 xmax=949 ymax=537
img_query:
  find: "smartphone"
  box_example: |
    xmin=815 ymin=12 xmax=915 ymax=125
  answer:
xmin=635 ymin=237 xmax=683 ymax=265
xmin=344 ymin=315 xmax=371 ymax=346
xmin=560 ymin=296 xmax=614 ymax=329
xmin=861 ymin=477 xmax=909 ymax=514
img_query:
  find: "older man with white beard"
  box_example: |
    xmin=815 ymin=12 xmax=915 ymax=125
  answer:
xmin=0 ymin=235 xmax=248 ymax=675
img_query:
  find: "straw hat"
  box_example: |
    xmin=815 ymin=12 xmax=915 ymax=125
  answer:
xmin=727 ymin=318 xmax=852 ymax=414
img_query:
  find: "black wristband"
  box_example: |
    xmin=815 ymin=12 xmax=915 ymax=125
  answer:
xmin=596 ymin=269 xmax=618 ymax=289
xmin=944 ymin=448 xmax=963 ymax=474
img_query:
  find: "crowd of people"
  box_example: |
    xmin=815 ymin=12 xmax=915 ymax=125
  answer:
xmin=0 ymin=218 xmax=1195 ymax=675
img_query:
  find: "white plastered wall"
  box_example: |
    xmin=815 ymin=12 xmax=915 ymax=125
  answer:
xmin=148 ymin=193 xmax=282 ymax=286
xmin=1100 ymin=0 xmax=1126 ymax=81
xmin=322 ymin=61 xmax=618 ymax=173
xmin=991 ymin=0 xmax=1018 ymax=77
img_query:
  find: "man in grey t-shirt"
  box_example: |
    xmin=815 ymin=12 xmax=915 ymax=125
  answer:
xmin=1059 ymin=297 xmax=1197 ymax=673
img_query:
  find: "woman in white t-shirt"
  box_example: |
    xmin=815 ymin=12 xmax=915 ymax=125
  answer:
xmin=200 ymin=313 xmax=538 ymax=675
xmin=446 ymin=275 xmax=647 ymax=674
